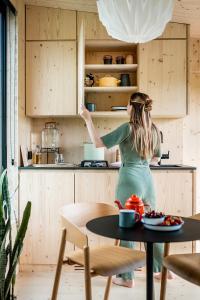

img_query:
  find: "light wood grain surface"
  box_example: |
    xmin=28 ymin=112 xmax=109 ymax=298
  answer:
xmin=138 ymin=39 xmax=187 ymax=118
xmin=26 ymin=5 xmax=76 ymax=40
xmin=19 ymin=170 xmax=74 ymax=265
xmin=26 ymin=41 xmax=76 ymax=116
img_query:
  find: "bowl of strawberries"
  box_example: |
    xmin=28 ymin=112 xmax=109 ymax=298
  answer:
xmin=143 ymin=215 xmax=184 ymax=231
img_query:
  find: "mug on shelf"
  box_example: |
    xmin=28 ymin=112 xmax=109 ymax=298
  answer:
xmin=120 ymin=74 xmax=131 ymax=86
xmin=119 ymin=209 xmax=140 ymax=228
xmin=86 ymin=103 xmax=96 ymax=112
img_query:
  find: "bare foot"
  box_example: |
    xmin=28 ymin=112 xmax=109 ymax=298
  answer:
xmin=112 ymin=278 xmax=135 ymax=288
xmin=154 ymin=271 xmax=175 ymax=280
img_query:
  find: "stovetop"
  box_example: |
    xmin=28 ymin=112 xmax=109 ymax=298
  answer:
xmin=80 ymin=160 xmax=109 ymax=168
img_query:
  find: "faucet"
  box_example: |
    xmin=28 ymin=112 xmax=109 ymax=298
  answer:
xmin=160 ymin=131 xmax=163 ymax=144
xmin=158 ymin=131 xmax=170 ymax=165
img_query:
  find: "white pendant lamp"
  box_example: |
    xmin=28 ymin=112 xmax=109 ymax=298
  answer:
xmin=97 ymin=0 xmax=175 ymax=43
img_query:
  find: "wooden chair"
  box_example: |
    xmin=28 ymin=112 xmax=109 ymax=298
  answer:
xmin=160 ymin=213 xmax=200 ymax=300
xmin=51 ymin=202 xmax=146 ymax=300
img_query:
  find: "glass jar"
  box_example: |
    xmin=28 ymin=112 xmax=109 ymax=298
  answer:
xmin=41 ymin=122 xmax=59 ymax=149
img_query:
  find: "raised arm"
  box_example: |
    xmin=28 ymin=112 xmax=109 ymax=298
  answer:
xmin=80 ymin=104 xmax=105 ymax=148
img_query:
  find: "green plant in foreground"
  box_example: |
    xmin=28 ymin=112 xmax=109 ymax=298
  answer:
xmin=0 ymin=170 xmax=31 ymax=300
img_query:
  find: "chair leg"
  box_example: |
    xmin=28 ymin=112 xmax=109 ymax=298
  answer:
xmin=51 ymin=228 xmax=67 ymax=300
xmin=160 ymin=243 xmax=170 ymax=300
xmin=84 ymin=246 xmax=92 ymax=300
xmin=103 ymin=276 xmax=112 ymax=300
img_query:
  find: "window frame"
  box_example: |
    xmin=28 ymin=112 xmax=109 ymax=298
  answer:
xmin=0 ymin=3 xmax=7 ymax=169
xmin=0 ymin=1 xmax=16 ymax=169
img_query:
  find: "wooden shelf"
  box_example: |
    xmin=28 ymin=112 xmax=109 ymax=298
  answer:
xmin=85 ymin=64 xmax=137 ymax=72
xmin=90 ymin=111 xmax=128 ymax=118
xmin=85 ymin=40 xmax=137 ymax=50
xmin=85 ymin=86 xmax=138 ymax=93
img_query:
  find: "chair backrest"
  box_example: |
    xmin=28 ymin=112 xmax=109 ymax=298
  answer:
xmin=191 ymin=213 xmax=200 ymax=221
xmin=60 ymin=202 xmax=118 ymax=250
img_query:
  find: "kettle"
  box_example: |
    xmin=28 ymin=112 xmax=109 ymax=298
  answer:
xmin=115 ymin=195 xmax=150 ymax=217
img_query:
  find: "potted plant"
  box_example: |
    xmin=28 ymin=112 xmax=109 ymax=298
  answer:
xmin=0 ymin=170 xmax=31 ymax=300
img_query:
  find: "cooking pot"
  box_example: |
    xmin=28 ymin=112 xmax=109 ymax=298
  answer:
xmin=97 ymin=75 xmax=120 ymax=87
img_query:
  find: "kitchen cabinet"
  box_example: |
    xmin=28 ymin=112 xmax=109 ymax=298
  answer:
xmin=19 ymin=170 xmax=74 ymax=266
xmin=26 ymin=5 xmax=76 ymax=41
xmin=158 ymin=22 xmax=187 ymax=39
xmin=78 ymin=16 xmax=188 ymax=118
xmin=19 ymin=168 xmax=195 ymax=268
xmin=138 ymin=39 xmax=187 ymax=118
xmin=26 ymin=41 xmax=76 ymax=116
xmin=153 ymin=170 xmax=194 ymax=254
xmin=77 ymin=14 xmax=138 ymax=117
xmin=77 ymin=11 xmax=112 ymax=40
xmin=75 ymin=170 xmax=119 ymax=247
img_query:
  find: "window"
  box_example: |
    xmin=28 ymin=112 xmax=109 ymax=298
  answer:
xmin=0 ymin=3 xmax=7 ymax=169
xmin=0 ymin=1 xmax=16 ymax=169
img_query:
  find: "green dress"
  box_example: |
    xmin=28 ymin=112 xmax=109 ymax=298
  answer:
xmin=101 ymin=122 xmax=163 ymax=280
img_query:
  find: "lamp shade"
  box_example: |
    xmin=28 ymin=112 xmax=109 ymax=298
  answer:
xmin=97 ymin=0 xmax=174 ymax=43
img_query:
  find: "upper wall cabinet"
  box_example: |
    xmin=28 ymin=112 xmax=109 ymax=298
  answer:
xmin=26 ymin=5 xmax=76 ymax=40
xmin=26 ymin=41 xmax=76 ymax=116
xmin=138 ymin=39 xmax=187 ymax=118
xmin=158 ymin=23 xmax=187 ymax=39
xmin=77 ymin=11 xmax=112 ymax=40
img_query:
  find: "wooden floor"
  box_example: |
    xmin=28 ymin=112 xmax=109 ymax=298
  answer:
xmin=16 ymin=266 xmax=200 ymax=300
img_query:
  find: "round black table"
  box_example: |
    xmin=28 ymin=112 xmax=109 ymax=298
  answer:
xmin=86 ymin=215 xmax=200 ymax=300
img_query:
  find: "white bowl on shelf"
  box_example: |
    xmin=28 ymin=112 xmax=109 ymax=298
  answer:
xmin=142 ymin=216 xmax=165 ymax=226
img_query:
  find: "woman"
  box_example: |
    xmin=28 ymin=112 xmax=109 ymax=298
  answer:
xmin=80 ymin=92 xmax=164 ymax=288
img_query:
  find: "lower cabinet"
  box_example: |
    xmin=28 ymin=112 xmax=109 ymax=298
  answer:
xmin=75 ymin=171 xmax=119 ymax=248
xmin=19 ymin=169 xmax=195 ymax=267
xmin=153 ymin=170 xmax=194 ymax=254
xmin=19 ymin=170 xmax=74 ymax=266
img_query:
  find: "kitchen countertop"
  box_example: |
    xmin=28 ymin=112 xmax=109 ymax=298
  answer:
xmin=19 ymin=165 xmax=196 ymax=171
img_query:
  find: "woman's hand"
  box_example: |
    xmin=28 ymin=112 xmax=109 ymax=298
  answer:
xmin=80 ymin=104 xmax=91 ymax=122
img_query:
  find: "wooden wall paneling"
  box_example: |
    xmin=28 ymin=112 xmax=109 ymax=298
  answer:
xmin=138 ymin=39 xmax=187 ymax=117
xmin=77 ymin=11 xmax=112 ymax=40
xmin=153 ymin=170 xmax=193 ymax=253
xmin=26 ymin=5 xmax=76 ymax=40
xmin=26 ymin=41 xmax=76 ymax=116
xmin=19 ymin=170 xmax=75 ymax=265
xmin=159 ymin=22 xmax=187 ymax=39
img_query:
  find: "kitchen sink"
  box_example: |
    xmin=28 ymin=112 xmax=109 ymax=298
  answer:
xmin=150 ymin=164 xmax=182 ymax=168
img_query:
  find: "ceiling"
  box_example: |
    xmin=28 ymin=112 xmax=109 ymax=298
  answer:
xmin=25 ymin=0 xmax=200 ymax=37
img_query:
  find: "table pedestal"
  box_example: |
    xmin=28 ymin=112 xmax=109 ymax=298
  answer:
xmin=146 ymin=242 xmax=154 ymax=300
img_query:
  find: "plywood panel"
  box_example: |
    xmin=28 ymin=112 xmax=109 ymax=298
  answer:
xmin=159 ymin=22 xmax=187 ymax=39
xmin=25 ymin=0 xmax=200 ymax=37
xmin=75 ymin=171 xmax=118 ymax=247
xmin=26 ymin=41 xmax=76 ymax=116
xmin=26 ymin=5 xmax=76 ymax=40
xmin=19 ymin=170 xmax=74 ymax=265
xmin=138 ymin=40 xmax=187 ymax=117
xmin=77 ymin=11 xmax=112 ymax=40
xmin=153 ymin=170 xmax=193 ymax=253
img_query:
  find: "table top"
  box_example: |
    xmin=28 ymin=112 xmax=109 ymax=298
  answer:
xmin=86 ymin=215 xmax=200 ymax=243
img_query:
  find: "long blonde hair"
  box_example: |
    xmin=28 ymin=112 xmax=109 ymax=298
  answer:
xmin=129 ymin=92 xmax=160 ymax=160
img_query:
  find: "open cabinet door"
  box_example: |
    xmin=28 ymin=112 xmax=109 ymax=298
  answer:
xmin=78 ymin=17 xmax=85 ymax=114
